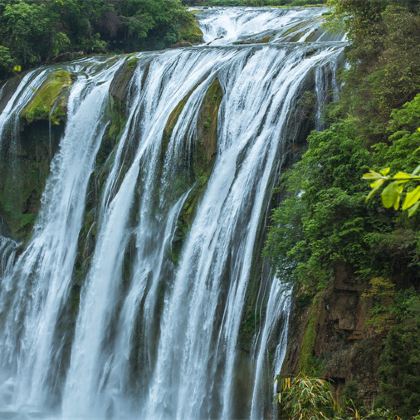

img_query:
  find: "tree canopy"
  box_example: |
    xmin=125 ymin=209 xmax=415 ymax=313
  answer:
xmin=0 ymin=0 xmax=201 ymax=80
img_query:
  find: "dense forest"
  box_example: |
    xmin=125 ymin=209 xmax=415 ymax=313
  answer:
xmin=266 ymin=0 xmax=420 ymax=418
xmin=0 ymin=0 xmax=202 ymax=80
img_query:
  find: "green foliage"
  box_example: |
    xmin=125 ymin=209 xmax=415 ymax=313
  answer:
xmin=265 ymin=3 xmax=420 ymax=288
xmin=327 ymin=1 xmax=420 ymax=141
xmin=363 ymin=166 xmax=420 ymax=216
xmin=0 ymin=0 xmax=202 ymax=80
xmin=276 ymin=374 xmax=420 ymax=420
xmin=265 ymin=90 xmax=419 ymax=420
xmin=264 ymin=120 xmax=374 ymax=293
xmin=1 ymin=1 xmax=53 ymax=66
xmin=388 ymin=93 xmax=420 ymax=134
xmin=363 ymin=95 xmax=420 ymax=216
xmin=0 ymin=44 xmax=13 ymax=76
xmin=362 ymin=277 xmax=396 ymax=334
xmin=377 ymin=312 xmax=420 ymax=418
xmin=277 ymin=375 xmax=336 ymax=419
xmin=266 ymin=2 xmax=419 ymax=415
xmin=381 ymin=287 xmax=420 ymax=330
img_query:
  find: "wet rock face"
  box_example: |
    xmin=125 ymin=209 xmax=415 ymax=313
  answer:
xmin=0 ymin=76 xmax=23 ymax=114
xmin=281 ymin=264 xmax=381 ymax=406
xmin=0 ymin=70 xmax=73 ymax=242
xmin=0 ymin=58 xmax=138 ymax=244
xmin=193 ymin=78 xmax=222 ymax=177
xmin=165 ymin=78 xmax=224 ymax=264
xmin=109 ymin=56 xmax=139 ymax=112
xmin=0 ymin=121 xmax=65 ymax=242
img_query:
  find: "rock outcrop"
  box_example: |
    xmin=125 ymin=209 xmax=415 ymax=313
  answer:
xmin=281 ymin=264 xmax=381 ymax=406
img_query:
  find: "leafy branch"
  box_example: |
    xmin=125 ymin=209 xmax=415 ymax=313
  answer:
xmin=363 ymin=165 xmax=420 ymax=217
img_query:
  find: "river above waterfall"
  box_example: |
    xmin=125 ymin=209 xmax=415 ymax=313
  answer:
xmin=0 ymin=6 xmax=345 ymax=419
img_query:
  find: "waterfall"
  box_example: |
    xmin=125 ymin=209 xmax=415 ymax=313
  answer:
xmin=0 ymin=7 xmax=345 ymax=419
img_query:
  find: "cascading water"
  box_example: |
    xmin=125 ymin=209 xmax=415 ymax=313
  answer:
xmin=0 ymin=6 xmax=345 ymax=419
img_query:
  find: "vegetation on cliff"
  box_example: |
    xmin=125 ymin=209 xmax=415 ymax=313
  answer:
xmin=266 ymin=0 xmax=420 ymax=417
xmin=0 ymin=0 xmax=202 ymax=80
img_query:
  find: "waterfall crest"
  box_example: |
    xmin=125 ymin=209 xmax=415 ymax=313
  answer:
xmin=0 ymin=7 xmax=345 ymax=419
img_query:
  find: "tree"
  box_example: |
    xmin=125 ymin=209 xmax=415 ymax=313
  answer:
xmin=0 ymin=1 xmax=52 ymax=66
xmin=0 ymin=0 xmax=201 ymax=80
xmin=0 ymin=45 xmax=14 ymax=78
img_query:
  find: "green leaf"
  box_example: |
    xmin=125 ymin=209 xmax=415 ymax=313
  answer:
xmin=381 ymin=181 xmax=401 ymax=209
xmin=394 ymin=185 xmax=403 ymax=210
xmin=366 ymin=179 xmax=385 ymax=201
xmin=362 ymin=170 xmax=382 ymax=180
xmin=408 ymin=201 xmax=419 ymax=217
xmin=402 ymin=186 xmax=420 ymax=210
xmin=393 ymin=171 xmax=411 ymax=180
xmin=380 ymin=167 xmax=390 ymax=176
xmin=369 ymin=179 xmax=385 ymax=189
xmin=412 ymin=164 xmax=420 ymax=176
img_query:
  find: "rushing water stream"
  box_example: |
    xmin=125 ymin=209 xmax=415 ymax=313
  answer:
xmin=0 ymin=7 xmax=345 ymax=419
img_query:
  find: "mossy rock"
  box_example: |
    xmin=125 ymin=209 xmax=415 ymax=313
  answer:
xmin=126 ymin=55 xmax=139 ymax=70
xmin=1 ymin=69 xmax=71 ymax=241
xmin=193 ymin=78 xmax=223 ymax=177
xmin=298 ymin=292 xmax=324 ymax=376
xmin=21 ymin=70 xmax=73 ymax=125
xmin=0 ymin=123 xmax=64 ymax=242
xmin=169 ymin=78 xmax=224 ymax=263
xmin=110 ymin=55 xmax=140 ymax=112
xmin=177 ymin=16 xmax=204 ymax=44
xmin=162 ymin=94 xmax=191 ymax=158
xmin=234 ymin=34 xmax=273 ymax=45
xmin=0 ymin=70 xmax=72 ymax=242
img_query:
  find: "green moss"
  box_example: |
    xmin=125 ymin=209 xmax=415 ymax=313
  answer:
xmin=178 ymin=16 xmax=204 ymax=44
xmin=298 ymin=293 xmax=324 ymax=376
xmin=95 ymin=99 xmax=127 ymax=196
xmin=168 ymin=79 xmax=224 ymax=263
xmin=107 ymin=98 xmax=126 ymax=143
xmin=110 ymin=56 xmax=141 ymax=113
xmin=126 ymin=55 xmax=139 ymax=71
xmin=21 ymin=70 xmax=72 ymax=125
xmin=0 ymin=196 xmax=36 ymax=238
xmin=0 ymin=122 xmax=64 ymax=241
xmin=193 ymin=79 xmax=223 ymax=177
xmin=162 ymin=95 xmax=191 ymax=153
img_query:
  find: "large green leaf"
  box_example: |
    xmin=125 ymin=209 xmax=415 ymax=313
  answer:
xmin=381 ymin=181 xmax=402 ymax=209
xmin=402 ymin=186 xmax=420 ymax=210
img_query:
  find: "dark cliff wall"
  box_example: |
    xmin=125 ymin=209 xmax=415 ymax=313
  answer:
xmin=281 ymin=266 xmax=382 ymax=406
xmin=0 ymin=74 xmax=68 ymax=241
